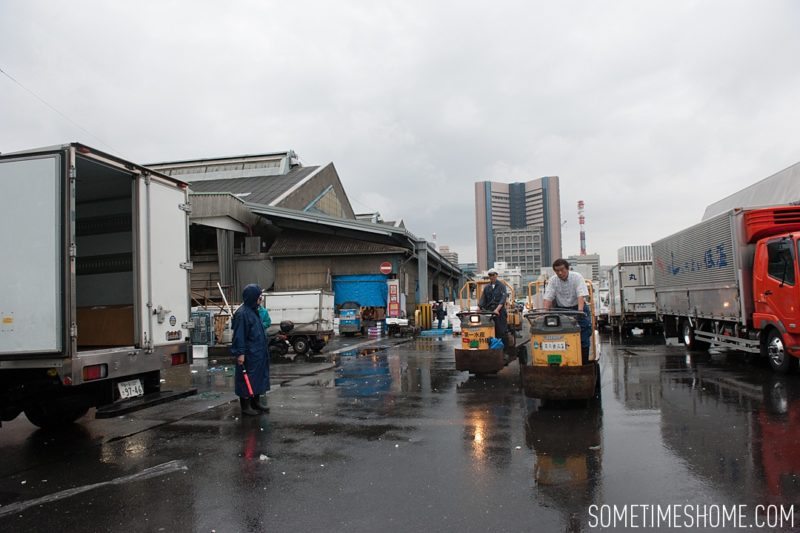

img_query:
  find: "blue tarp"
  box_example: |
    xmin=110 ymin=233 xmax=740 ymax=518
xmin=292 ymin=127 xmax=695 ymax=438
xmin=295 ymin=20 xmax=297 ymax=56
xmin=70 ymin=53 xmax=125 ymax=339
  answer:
xmin=333 ymin=274 xmax=388 ymax=307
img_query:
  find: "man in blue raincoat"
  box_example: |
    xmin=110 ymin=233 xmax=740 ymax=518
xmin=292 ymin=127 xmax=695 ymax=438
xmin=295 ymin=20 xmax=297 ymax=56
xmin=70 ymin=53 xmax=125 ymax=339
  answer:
xmin=231 ymin=284 xmax=270 ymax=416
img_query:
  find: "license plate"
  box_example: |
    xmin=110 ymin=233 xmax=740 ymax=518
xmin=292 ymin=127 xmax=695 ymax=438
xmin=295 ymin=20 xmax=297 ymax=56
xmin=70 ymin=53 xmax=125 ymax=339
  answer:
xmin=542 ymin=341 xmax=566 ymax=350
xmin=117 ymin=379 xmax=144 ymax=399
xmin=547 ymin=354 xmax=562 ymax=365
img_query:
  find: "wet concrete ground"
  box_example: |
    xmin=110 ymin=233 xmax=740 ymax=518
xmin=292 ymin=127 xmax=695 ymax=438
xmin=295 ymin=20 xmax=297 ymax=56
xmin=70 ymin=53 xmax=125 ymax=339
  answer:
xmin=1 ymin=333 xmax=799 ymax=532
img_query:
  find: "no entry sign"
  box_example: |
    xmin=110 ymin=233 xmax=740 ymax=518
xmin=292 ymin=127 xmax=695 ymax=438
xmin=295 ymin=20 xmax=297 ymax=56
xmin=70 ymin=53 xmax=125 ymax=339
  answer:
xmin=380 ymin=262 xmax=392 ymax=274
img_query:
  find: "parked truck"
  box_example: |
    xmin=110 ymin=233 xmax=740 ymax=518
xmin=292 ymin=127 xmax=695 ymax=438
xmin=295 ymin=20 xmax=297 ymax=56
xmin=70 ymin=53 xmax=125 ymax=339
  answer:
xmin=0 ymin=143 xmax=194 ymax=428
xmin=652 ymin=205 xmax=800 ymax=373
xmin=607 ymin=246 xmax=660 ymax=336
xmin=264 ymin=290 xmax=335 ymax=357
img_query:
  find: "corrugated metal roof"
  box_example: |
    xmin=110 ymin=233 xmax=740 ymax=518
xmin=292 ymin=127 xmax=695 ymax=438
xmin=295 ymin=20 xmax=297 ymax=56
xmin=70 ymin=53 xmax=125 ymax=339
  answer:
xmin=187 ymin=165 xmax=319 ymax=205
xmin=246 ymin=204 xmax=462 ymax=276
xmin=269 ymin=231 xmax=407 ymax=257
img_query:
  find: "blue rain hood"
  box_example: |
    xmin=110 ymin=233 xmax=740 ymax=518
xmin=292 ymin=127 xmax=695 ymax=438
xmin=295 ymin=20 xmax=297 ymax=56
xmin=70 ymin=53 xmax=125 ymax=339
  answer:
xmin=242 ymin=284 xmax=262 ymax=309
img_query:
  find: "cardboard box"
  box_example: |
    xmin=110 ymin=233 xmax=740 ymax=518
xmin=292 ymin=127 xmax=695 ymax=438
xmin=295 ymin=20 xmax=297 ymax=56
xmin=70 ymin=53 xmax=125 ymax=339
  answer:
xmin=77 ymin=305 xmax=135 ymax=347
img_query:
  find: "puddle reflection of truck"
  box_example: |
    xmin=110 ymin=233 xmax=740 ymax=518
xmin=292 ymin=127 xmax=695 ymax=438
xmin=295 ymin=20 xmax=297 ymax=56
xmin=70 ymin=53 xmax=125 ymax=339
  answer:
xmin=0 ymin=143 xmax=193 ymax=429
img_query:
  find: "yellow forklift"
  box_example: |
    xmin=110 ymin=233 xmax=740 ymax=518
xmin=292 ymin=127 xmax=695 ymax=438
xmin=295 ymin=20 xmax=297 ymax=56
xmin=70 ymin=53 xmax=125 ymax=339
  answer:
xmin=521 ymin=280 xmax=600 ymax=400
xmin=455 ymin=278 xmax=522 ymax=375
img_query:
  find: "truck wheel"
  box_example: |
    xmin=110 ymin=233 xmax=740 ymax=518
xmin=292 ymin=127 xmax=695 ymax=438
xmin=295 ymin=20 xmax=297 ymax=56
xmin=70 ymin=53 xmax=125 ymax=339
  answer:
xmin=292 ymin=336 xmax=310 ymax=355
xmin=766 ymin=329 xmax=798 ymax=374
xmin=24 ymin=397 xmax=90 ymax=429
xmin=681 ymin=321 xmax=709 ymax=352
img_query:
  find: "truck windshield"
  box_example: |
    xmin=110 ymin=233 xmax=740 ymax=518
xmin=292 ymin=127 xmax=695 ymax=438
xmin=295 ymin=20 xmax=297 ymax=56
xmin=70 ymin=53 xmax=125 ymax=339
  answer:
xmin=767 ymin=239 xmax=795 ymax=286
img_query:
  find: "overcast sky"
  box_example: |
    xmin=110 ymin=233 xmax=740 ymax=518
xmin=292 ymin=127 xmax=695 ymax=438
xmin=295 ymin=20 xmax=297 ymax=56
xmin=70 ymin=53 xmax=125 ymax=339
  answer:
xmin=2 ymin=1 xmax=800 ymax=266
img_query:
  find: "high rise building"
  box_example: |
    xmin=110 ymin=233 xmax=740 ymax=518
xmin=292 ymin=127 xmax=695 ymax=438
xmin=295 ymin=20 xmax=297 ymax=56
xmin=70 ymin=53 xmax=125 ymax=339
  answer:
xmin=567 ymin=253 xmax=601 ymax=283
xmin=438 ymin=245 xmax=459 ymax=266
xmin=475 ymin=177 xmax=562 ymax=281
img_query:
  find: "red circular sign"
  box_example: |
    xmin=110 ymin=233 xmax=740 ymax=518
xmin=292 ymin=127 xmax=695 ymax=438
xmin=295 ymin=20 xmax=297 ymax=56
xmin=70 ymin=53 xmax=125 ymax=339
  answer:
xmin=380 ymin=262 xmax=392 ymax=275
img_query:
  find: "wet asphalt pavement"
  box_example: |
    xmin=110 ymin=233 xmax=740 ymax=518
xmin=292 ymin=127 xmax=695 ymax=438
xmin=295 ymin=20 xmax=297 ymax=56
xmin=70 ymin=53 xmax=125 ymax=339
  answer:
xmin=1 ymin=333 xmax=799 ymax=532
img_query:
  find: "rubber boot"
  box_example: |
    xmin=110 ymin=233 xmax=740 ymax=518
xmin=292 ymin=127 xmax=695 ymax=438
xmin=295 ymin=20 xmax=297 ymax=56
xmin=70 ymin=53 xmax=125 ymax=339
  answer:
xmin=240 ymin=397 xmax=259 ymax=416
xmin=251 ymin=395 xmax=270 ymax=413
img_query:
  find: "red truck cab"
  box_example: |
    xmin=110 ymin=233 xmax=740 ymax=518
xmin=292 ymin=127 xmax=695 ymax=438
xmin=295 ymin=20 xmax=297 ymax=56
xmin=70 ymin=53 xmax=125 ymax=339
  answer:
xmin=748 ymin=207 xmax=800 ymax=371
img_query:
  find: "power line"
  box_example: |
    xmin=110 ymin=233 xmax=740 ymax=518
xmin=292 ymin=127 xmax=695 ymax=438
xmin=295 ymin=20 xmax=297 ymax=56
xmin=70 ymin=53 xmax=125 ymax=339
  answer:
xmin=0 ymin=66 xmax=117 ymax=151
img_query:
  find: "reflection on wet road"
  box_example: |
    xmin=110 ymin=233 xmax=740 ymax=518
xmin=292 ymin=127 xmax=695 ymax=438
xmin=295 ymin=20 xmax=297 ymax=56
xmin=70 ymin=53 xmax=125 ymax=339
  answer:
xmin=1 ymin=333 xmax=800 ymax=531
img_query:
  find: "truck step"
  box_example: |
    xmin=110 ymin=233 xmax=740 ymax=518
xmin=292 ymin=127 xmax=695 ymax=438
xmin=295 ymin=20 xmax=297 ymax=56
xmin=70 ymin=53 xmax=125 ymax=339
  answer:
xmin=95 ymin=388 xmax=198 ymax=418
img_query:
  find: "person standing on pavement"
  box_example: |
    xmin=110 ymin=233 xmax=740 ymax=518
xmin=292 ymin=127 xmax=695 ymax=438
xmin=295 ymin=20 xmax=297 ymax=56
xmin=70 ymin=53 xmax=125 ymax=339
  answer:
xmin=435 ymin=301 xmax=446 ymax=329
xmin=479 ymin=268 xmax=508 ymax=339
xmin=231 ymin=284 xmax=269 ymax=416
xmin=257 ymin=297 xmax=272 ymax=410
xmin=543 ymin=258 xmax=592 ymax=362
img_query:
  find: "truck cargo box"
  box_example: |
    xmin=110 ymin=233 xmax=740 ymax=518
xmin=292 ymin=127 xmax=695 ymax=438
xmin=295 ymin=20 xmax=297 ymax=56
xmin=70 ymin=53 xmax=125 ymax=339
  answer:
xmin=652 ymin=209 xmax=752 ymax=324
xmin=76 ymin=306 xmax=135 ymax=347
xmin=264 ymin=290 xmax=335 ymax=335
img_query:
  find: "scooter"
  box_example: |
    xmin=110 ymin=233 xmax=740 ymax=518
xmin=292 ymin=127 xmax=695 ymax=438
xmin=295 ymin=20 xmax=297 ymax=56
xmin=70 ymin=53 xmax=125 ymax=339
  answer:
xmin=269 ymin=321 xmax=294 ymax=361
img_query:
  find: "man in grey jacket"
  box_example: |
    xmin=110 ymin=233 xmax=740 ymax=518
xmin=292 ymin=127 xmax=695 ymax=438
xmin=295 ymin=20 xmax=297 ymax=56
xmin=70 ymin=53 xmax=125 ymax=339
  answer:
xmin=479 ymin=268 xmax=508 ymax=340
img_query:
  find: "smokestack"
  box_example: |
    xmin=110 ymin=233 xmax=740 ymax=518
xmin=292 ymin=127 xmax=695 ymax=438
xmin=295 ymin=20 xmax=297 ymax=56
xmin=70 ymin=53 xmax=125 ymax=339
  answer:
xmin=578 ymin=200 xmax=586 ymax=256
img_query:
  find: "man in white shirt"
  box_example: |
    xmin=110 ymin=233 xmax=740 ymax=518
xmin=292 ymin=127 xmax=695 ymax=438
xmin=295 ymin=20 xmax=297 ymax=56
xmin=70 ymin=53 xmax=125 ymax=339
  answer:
xmin=543 ymin=258 xmax=592 ymax=361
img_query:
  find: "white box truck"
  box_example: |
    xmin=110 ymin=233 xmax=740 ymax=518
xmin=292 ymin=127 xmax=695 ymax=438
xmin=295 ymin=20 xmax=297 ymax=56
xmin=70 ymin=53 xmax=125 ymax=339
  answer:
xmin=0 ymin=143 xmax=194 ymax=428
xmin=263 ymin=290 xmax=334 ymax=357
xmin=607 ymin=257 xmax=660 ymax=336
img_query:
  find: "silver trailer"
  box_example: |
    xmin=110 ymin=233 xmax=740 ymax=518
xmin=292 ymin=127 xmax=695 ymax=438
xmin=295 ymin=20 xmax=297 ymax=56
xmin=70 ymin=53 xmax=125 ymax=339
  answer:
xmin=652 ymin=209 xmax=757 ymax=351
xmin=607 ymin=261 xmax=659 ymax=335
xmin=0 ymin=143 xmax=193 ymax=428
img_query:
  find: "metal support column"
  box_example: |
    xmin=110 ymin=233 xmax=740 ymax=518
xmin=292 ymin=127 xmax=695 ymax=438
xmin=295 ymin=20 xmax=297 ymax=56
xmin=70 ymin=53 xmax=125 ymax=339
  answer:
xmin=415 ymin=239 xmax=429 ymax=304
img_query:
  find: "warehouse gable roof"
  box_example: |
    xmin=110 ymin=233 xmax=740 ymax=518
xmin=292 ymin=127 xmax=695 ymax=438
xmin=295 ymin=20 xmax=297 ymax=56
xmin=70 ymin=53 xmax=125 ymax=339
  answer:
xmin=187 ymin=165 xmax=319 ymax=205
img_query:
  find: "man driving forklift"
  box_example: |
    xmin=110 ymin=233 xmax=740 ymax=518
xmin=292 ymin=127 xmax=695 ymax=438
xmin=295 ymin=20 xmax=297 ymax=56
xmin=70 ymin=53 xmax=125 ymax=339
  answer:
xmin=479 ymin=268 xmax=508 ymax=340
xmin=543 ymin=258 xmax=592 ymax=362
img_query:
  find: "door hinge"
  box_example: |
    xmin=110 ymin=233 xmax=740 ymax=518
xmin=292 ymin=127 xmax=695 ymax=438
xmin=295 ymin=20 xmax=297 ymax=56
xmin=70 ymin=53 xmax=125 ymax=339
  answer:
xmin=68 ymin=166 xmax=77 ymax=179
xmin=69 ymin=243 xmax=77 ymax=258
xmin=180 ymin=261 xmax=193 ymax=270
xmin=181 ymin=321 xmax=195 ymax=330
xmin=70 ymin=323 xmax=78 ymax=338
xmin=179 ymin=203 xmax=192 ymax=214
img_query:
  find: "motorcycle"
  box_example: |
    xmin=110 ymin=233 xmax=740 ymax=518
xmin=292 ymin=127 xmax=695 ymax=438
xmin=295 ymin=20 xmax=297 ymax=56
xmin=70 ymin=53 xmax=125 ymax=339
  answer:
xmin=269 ymin=320 xmax=294 ymax=362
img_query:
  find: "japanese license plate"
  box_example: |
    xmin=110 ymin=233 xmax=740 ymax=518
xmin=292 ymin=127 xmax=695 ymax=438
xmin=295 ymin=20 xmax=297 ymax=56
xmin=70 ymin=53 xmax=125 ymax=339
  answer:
xmin=542 ymin=341 xmax=566 ymax=350
xmin=117 ymin=379 xmax=144 ymax=399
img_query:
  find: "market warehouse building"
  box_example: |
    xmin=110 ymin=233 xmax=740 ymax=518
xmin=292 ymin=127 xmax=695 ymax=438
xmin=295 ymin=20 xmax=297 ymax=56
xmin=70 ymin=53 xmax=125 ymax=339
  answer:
xmin=148 ymin=151 xmax=462 ymax=313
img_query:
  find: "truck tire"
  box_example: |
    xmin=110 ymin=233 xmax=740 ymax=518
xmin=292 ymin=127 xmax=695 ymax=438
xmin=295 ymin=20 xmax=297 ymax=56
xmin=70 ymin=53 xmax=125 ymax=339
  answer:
xmin=292 ymin=336 xmax=310 ymax=355
xmin=765 ymin=329 xmax=798 ymax=374
xmin=681 ymin=320 xmax=709 ymax=352
xmin=24 ymin=397 xmax=90 ymax=429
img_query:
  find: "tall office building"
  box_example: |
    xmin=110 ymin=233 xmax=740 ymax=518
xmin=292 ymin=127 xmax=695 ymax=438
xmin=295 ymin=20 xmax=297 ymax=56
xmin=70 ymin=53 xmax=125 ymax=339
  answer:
xmin=438 ymin=245 xmax=459 ymax=266
xmin=475 ymin=177 xmax=562 ymax=280
xmin=567 ymin=253 xmax=601 ymax=283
